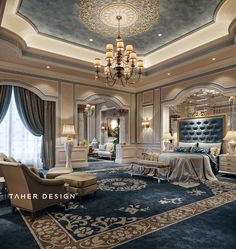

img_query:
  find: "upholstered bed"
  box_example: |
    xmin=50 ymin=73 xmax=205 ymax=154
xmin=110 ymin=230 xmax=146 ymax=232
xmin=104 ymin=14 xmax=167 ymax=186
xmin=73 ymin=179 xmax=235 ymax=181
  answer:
xmin=160 ymin=115 xmax=226 ymax=187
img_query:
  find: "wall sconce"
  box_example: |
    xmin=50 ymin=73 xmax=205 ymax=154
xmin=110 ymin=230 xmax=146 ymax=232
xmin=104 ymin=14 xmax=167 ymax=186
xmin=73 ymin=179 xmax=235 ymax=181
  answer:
xmin=141 ymin=119 xmax=150 ymax=128
xmin=101 ymin=123 xmax=108 ymax=132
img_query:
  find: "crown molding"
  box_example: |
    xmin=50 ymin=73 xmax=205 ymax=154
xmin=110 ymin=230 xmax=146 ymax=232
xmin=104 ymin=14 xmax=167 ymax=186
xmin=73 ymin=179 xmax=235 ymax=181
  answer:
xmin=1 ymin=0 xmax=236 ymax=69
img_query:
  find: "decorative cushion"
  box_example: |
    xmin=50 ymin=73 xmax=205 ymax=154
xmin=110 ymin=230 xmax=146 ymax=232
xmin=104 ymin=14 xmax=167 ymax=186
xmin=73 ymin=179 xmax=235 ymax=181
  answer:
xmin=210 ymin=147 xmax=221 ymax=157
xmin=151 ymin=152 xmax=159 ymax=161
xmin=142 ymin=152 xmax=153 ymax=160
xmin=192 ymin=147 xmax=209 ymax=154
xmin=98 ymin=144 xmax=106 ymax=151
xmin=179 ymin=142 xmax=197 ymax=148
xmin=0 ymin=153 xmax=8 ymax=161
xmin=29 ymin=167 xmax=45 ymax=178
xmin=174 ymin=147 xmax=191 ymax=153
xmin=198 ymin=142 xmax=221 ymax=151
xmin=106 ymin=143 xmax=114 ymax=152
xmin=6 ymin=156 xmax=17 ymax=162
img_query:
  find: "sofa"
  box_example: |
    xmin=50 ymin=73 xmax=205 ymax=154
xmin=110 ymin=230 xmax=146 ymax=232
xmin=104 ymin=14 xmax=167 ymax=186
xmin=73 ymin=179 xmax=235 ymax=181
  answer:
xmin=93 ymin=142 xmax=114 ymax=160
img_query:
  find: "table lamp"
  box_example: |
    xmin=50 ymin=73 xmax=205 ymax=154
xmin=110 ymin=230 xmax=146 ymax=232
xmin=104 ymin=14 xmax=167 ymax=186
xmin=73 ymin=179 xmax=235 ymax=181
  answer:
xmin=223 ymin=131 xmax=236 ymax=155
xmin=162 ymin=132 xmax=173 ymax=152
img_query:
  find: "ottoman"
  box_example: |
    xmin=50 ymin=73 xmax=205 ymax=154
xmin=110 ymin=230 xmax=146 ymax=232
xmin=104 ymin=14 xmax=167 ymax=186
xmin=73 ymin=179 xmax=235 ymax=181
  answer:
xmin=46 ymin=168 xmax=73 ymax=179
xmin=56 ymin=173 xmax=97 ymax=202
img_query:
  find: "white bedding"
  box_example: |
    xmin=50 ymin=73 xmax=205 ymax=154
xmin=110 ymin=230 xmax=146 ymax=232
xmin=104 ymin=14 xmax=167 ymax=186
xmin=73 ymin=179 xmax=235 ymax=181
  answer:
xmin=159 ymin=152 xmax=218 ymax=188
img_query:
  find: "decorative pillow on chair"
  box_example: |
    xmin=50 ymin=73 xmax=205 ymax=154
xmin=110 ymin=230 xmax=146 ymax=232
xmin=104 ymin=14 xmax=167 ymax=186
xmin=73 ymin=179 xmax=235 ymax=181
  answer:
xmin=6 ymin=156 xmax=17 ymax=162
xmin=192 ymin=147 xmax=209 ymax=154
xmin=0 ymin=153 xmax=8 ymax=161
xmin=99 ymin=144 xmax=106 ymax=151
xmin=29 ymin=166 xmax=45 ymax=178
xmin=106 ymin=143 xmax=114 ymax=152
xmin=174 ymin=147 xmax=191 ymax=153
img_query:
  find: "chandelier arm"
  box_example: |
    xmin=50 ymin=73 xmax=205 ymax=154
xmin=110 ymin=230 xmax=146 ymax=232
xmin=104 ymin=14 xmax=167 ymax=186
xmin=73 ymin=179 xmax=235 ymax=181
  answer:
xmin=107 ymin=78 xmax=117 ymax=87
xmin=107 ymin=66 xmax=117 ymax=81
xmin=128 ymin=70 xmax=142 ymax=85
xmin=120 ymin=76 xmax=127 ymax=87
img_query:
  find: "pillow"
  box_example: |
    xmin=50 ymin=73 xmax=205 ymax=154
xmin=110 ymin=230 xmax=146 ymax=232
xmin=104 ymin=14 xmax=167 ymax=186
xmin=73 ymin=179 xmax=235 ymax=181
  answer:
xmin=142 ymin=152 xmax=153 ymax=160
xmin=174 ymin=147 xmax=191 ymax=153
xmin=106 ymin=143 xmax=114 ymax=152
xmin=6 ymin=156 xmax=17 ymax=162
xmin=29 ymin=167 xmax=44 ymax=178
xmin=0 ymin=153 xmax=8 ymax=161
xmin=99 ymin=144 xmax=106 ymax=151
xmin=151 ymin=152 xmax=159 ymax=161
xmin=178 ymin=142 xmax=197 ymax=148
xmin=210 ymin=147 xmax=221 ymax=157
xmin=198 ymin=142 xmax=221 ymax=151
xmin=192 ymin=147 xmax=209 ymax=154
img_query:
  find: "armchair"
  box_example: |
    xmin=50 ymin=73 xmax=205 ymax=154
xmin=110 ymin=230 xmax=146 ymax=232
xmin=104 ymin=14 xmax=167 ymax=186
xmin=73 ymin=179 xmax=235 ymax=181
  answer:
xmin=0 ymin=161 xmax=68 ymax=219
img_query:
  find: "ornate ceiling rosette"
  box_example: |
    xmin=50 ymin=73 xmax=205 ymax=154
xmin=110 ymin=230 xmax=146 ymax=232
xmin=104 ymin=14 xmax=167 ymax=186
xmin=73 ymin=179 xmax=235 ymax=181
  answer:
xmin=77 ymin=0 xmax=160 ymax=37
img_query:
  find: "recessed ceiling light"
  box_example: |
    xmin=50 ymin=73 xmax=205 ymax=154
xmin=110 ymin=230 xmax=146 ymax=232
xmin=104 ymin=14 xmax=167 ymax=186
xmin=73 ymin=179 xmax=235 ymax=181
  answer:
xmin=46 ymin=66 xmax=50 ymax=69
xmin=89 ymin=38 xmax=94 ymax=42
xmin=158 ymin=33 xmax=162 ymax=37
xmin=212 ymin=58 xmax=216 ymax=61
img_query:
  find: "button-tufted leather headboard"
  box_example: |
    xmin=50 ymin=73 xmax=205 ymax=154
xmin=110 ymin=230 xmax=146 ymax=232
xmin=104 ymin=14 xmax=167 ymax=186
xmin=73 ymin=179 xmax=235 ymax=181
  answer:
xmin=178 ymin=116 xmax=226 ymax=144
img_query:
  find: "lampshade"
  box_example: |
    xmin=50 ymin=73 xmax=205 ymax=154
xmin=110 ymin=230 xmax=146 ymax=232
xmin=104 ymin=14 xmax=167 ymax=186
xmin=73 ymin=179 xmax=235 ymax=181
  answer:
xmin=62 ymin=125 xmax=75 ymax=136
xmin=141 ymin=120 xmax=150 ymax=128
xmin=162 ymin=132 xmax=173 ymax=140
xmin=223 ymin=131 xmax=236 ymax=141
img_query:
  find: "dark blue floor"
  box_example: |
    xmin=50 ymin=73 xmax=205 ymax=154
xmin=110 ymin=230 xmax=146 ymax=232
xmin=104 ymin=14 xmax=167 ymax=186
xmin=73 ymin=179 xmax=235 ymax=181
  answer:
xmin=0 ymin=172 xmax=235 ymax=249
xmin=117 ymin=200 xmax=236 ymax=249
xmin=0 ymin=205 xmax=39 ymax=249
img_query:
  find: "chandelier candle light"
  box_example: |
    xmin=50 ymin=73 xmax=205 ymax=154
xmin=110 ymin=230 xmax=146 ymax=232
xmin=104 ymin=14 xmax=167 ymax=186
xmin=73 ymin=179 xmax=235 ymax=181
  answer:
xmin=94 ymin=16 xmax=144 ymax=87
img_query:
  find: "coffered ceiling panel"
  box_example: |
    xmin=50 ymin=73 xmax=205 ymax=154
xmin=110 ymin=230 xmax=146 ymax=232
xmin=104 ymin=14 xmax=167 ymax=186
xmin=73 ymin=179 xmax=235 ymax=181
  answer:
xmin=18 ymin=0 xmax=222 ymax=55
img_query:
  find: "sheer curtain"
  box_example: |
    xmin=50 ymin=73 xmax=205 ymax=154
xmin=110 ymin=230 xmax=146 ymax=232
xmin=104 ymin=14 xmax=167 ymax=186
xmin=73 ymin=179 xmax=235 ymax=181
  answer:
xmin=0 ymin=93 xmax=42 ymax=168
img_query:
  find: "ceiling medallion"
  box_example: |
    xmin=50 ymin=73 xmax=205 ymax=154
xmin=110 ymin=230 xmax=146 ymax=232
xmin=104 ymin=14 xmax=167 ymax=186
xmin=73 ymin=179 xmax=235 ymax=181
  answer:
xmin=78 ymin=0 xmax=159 ymax=37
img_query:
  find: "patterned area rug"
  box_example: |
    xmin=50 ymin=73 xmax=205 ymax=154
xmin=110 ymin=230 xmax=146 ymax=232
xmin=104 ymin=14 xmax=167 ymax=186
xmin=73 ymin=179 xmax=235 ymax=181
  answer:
xmin=20 ymin=168 xmax=236 ymax=249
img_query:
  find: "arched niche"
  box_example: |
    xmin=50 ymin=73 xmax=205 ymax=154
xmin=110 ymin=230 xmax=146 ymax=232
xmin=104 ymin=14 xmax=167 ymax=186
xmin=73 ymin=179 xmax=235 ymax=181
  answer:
xmin=76 ymin=93 xmax=130 ymax=147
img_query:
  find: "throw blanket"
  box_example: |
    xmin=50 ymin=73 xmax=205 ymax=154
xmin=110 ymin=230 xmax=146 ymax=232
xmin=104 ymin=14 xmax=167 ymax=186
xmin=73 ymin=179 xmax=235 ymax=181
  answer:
xmin=159 ymin=153 xmax=218 ymax=188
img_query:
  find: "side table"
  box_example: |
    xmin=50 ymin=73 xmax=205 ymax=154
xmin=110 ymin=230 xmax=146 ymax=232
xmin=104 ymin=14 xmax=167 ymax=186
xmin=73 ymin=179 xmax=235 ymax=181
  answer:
xmin=0 ymin=177 xmax=7 ymax=199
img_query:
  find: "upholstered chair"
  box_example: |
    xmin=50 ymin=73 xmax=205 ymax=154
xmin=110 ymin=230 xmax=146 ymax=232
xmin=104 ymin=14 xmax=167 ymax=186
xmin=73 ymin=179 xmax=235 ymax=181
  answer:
xmin=0 ymin=161 xmax=69 ymax=219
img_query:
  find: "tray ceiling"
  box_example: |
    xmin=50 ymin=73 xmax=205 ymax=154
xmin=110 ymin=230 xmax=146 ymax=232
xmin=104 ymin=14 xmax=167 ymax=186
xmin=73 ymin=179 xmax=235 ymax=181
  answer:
xmin=17 ymin=0 xmax=222 ymax=55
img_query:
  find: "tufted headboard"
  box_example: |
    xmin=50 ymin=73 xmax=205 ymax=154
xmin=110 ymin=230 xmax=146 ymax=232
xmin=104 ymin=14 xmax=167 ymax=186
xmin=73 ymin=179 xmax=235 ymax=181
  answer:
xmin=178 ymin=115 xmax=226 ymax=145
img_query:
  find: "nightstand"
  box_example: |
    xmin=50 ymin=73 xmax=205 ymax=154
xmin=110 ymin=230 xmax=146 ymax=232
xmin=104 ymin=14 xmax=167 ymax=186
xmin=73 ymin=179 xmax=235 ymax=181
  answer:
xmin=219 ymin=154 xmax=236 ymax=175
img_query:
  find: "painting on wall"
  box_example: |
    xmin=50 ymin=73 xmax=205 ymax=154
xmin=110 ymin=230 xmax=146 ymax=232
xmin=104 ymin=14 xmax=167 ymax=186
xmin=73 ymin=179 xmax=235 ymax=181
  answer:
xmin=108 ymin=118 xmax=120 ymax=138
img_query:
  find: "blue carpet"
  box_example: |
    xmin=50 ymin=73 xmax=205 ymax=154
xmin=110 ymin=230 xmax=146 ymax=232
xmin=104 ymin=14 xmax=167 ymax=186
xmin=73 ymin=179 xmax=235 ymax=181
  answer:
xmin=0 ymin=163 xmax=236 ymax=249
xmin=0 ymin=205 xmax=39 ymax=249
xmin=117 ymin=201 xmax=236 ymax=249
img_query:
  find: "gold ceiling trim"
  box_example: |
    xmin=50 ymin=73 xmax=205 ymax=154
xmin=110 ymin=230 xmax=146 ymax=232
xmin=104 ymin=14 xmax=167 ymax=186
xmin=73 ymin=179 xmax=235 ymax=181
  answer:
xmin=77 ymin=0 xmax=160 ymax=37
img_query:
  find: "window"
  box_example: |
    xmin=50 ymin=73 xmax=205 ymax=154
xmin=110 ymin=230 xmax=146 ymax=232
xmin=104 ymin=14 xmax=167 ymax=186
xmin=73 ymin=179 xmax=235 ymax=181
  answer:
xmin=0 ymin=92 xmax=42 ymax=168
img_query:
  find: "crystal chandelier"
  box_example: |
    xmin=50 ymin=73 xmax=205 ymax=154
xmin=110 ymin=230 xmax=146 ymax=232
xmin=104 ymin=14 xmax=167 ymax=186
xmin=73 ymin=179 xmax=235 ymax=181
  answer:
xmin=94 ymin=16 xmax=144 ymax=87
